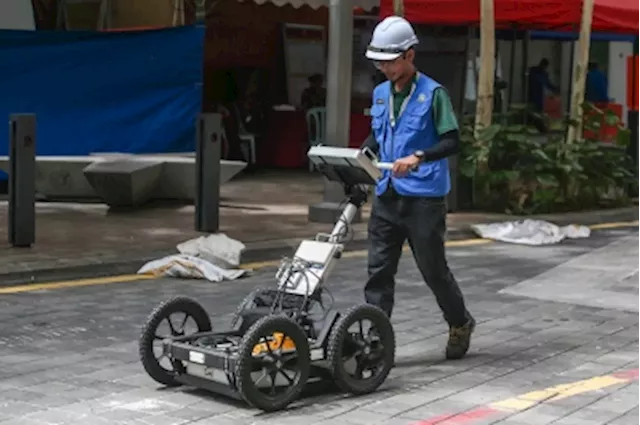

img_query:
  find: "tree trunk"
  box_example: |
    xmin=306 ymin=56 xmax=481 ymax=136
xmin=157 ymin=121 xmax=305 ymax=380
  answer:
xmin=474 ymin=0 xmax=495 ymax=139
xmin=566 ymin=0 xmax=595 ymax=143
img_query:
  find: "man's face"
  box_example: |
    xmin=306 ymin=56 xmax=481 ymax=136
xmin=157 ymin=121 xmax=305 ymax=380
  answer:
xmin=374 ymin=50 xmax=414 ymax=83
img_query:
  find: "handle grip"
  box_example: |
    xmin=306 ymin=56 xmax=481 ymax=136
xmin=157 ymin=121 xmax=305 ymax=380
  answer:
xmin=362 ymin=148 xmax=419 ymax=172
xmin=375 ymin=161 xmax=419 ymax=171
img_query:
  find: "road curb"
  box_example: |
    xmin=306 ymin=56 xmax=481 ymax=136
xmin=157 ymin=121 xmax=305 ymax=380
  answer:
xmin=0 ymin=228 xmax=477 ymax=287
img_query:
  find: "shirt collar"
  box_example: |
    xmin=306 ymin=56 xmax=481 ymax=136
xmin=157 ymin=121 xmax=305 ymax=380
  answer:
xmin=392 ymin=72 xmax=419 ymax=96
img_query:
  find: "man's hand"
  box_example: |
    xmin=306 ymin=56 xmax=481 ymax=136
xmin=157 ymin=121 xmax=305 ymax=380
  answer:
xmin=392 ymin=155 xmax=421 ymax=176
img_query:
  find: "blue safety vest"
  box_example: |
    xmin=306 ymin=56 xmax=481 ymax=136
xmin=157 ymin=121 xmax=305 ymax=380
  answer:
xmin=370 ymin=73 xmax=450 ymax=198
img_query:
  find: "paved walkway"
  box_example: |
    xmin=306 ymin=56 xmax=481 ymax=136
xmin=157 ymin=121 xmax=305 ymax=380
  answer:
xmin=0 ymin=169 xmax=637 ymax=283
xmin=0 ymin=227 xmax=636 ymax=425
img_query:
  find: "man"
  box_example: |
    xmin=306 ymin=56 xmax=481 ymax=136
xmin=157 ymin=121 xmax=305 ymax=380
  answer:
xmin=527 ymin=58 xmax=559 ymax=112
xmin=527 ymin=58 xmax=559 ymax=133
xmin=361 ymin=16 xmax=475 ymax=360
xmin=585 ymin=62 xmax=609 ymax=103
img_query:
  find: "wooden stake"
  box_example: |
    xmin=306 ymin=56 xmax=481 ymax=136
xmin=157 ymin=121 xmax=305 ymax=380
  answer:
xmin=474 ymin=0 xmax=495 ymax=138
xmin=393 ymin=0 xmax=404 ymax=17
xmin=566 ymin=0 xmax=595 ymax=143
xmin=172 ymin=0 xmax=185 ymax=26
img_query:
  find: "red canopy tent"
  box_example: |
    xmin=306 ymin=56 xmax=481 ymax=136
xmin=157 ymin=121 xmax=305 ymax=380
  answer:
xmin=378 ymin=0 xmax=638 ymax=34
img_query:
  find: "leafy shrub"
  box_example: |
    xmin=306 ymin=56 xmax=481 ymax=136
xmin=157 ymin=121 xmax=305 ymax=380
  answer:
xmin=459 ymin=105 xmax=636 ymax=214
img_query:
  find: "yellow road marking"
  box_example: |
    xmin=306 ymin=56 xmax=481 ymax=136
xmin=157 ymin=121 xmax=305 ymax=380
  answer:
xmin=1 ymin=219 xmax=636 ymax=294
xmin=240 ymin=238 xmax=492 ymax=270
xmin=0 ymin=274 xmax=154 ymax=295
xmin=490 ymin=374 xmax=631 ymax=412
xmin=588 ymin=220 xmax=638 ymax=230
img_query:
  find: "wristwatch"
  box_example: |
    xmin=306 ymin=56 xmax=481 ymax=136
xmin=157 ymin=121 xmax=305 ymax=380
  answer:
xmin=413 ymin=150 xmax=425 ymax=162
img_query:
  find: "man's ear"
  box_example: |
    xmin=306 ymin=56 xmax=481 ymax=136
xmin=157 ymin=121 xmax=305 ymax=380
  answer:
xmin=405 ymin=48 xmax=416 ymax=62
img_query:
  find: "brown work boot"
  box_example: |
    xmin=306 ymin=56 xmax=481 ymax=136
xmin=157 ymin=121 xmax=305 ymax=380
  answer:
xmin=446 ymin=319 xmax=475 ymax=360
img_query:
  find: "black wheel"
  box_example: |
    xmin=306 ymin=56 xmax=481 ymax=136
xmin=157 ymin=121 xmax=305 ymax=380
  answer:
xmin=327 ymin=304 xmax=395 ymax=395
xmin=139 ymin=296 xmax=212 ymax=387
xmin=235 ymin=315 xmax=310 ymax=412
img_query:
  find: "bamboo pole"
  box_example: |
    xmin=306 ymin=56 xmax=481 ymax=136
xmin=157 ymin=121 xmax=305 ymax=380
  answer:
xmin=566 ymin=0 xmax=595 ymax=143
xmin=172 ymin=0 xmax=181 ymax=26
xmin=474 ymin=0 xmax=495 ymax=138
xmin=393 ymin=0 xmax=404 ymax=17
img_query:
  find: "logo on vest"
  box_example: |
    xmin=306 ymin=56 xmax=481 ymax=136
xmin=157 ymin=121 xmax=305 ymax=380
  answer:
xmin=417 ymin=93 xmax=426 ymax=103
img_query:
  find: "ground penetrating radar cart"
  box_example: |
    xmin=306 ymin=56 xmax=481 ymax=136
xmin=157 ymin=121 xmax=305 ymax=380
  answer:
xmin=138 ymin=146 xmax=397 ymax=412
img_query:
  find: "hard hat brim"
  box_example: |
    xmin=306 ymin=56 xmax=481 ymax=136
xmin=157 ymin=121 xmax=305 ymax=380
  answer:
xmin=365 ymin=49 xmax=402 ymax=61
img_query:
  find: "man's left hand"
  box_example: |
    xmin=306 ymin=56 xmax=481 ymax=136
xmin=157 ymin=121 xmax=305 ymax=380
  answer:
xmin=392 ymin=155 xmax=421 ymax=176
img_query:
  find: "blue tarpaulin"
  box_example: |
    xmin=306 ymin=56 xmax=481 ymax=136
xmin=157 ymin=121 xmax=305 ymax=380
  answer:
xmin=0 ymin=25 xmax=205 ymax=180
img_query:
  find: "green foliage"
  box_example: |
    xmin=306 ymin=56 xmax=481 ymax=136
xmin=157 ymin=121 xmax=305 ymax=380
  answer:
xmin=459 ymin=105 xmax=636 ymax=214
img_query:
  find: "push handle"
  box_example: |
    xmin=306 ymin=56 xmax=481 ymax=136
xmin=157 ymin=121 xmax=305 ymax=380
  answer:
xmin=375 ymin=162 xmax=394 ymax=170
xmin=375 ymin=161 xmax=419 ymax=172
xmin=361 ymin=147 xmax=418 ymax=172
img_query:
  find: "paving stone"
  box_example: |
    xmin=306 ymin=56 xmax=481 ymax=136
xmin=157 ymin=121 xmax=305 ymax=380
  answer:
xmin=499 ymin=234 xmax=639 ymax=313
xmin=24 ymin=408 xmax=111 ymax=425
xmin=501 ymin=405 xmax=569 ymax=425
xmin=0 ymin=228 xmax=637 ymax=425
xmin=547 ymin=416 xmax=603 ymax=425
xmin=557 ymin=405 xmax=633 ymax=424
xmin=585 ymin=385 xmax=640 ymax=415
xmin=137 ymin=415 xmax=190 ymax=425
xmin=607 ymin=406 xmax=639 ymax=425
xmin=0 ymin=401 xmax=48 ymax=417
xmin=0 ymin=418 xmax=52 ymax=425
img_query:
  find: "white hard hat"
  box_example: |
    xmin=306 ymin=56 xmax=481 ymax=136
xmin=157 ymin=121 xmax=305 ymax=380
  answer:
xmin=365 ymin=16 xmax=419 ymax=61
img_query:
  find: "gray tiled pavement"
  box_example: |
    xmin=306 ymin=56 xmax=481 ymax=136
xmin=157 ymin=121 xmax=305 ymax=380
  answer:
xmin=0 ymin=228 xmax=637 ymax=425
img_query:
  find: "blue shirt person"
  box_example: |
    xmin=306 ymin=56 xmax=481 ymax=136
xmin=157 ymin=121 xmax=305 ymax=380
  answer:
xmin=585 ymin=62 xmax=609 ymax=103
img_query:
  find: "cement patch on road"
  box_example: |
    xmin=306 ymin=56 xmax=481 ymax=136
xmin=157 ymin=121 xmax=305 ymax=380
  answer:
xmin=499 ymin=234 xmax=639 ymax=313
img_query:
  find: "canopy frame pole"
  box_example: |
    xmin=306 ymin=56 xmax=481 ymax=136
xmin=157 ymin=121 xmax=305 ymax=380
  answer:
xmin=474 ymin=0 xmax=495 ymax=138
xmin=566 ymin=0 xmax=595 ymax=143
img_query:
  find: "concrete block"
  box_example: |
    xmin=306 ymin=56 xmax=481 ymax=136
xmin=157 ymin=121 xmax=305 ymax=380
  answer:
xmin=0 ymin=155 xmax=247 ymax=202
xmin=83 ymin=159 xmax=162 ymax=207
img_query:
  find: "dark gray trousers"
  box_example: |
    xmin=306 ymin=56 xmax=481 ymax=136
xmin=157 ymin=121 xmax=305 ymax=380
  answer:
xmin=364 ymin=188 xmax=473 ymax=327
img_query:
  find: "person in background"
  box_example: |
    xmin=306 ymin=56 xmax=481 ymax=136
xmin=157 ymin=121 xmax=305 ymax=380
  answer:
xmin=585 ymin=61 xmax=610 ymax=103
xmin=527 ymin=58 xmax=559 ymax=132
xmin=300 ymin=74 xmax=326 ymax=111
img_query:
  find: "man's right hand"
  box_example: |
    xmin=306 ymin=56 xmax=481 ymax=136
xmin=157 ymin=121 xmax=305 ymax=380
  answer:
xmin=392 ymin=155 xmax=420 ymax=177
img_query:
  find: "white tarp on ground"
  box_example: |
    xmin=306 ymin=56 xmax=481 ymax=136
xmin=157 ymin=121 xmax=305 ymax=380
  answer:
xmin=470 ymin=219 xmax=591 ymax=245
xmin=240 ymin=0 xmax=379 ymax=10
xmin=137 ymin=234 xmax=249 ymax=282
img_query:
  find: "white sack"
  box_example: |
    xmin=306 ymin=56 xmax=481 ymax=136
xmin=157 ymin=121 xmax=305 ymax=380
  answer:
xmin=137 ymin=254 xmax=247 ymax=282
xmin=177 ymin=233 xmax=246 ymax=269
xmin=470 ymin=219 xmax=591 ymax=245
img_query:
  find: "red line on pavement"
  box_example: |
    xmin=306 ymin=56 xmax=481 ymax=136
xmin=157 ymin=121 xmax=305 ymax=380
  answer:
xmin=612 ymin=369 xmax=639 ymax=380
xmin=412 ymin=368 xmax=638 ymax=425
xmin=413 ymin=407 xmax=499 ymax=425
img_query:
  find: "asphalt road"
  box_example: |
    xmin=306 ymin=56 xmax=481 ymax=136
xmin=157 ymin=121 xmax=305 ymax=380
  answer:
xmin=0 ymin=227 xmax=638 ymax=425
